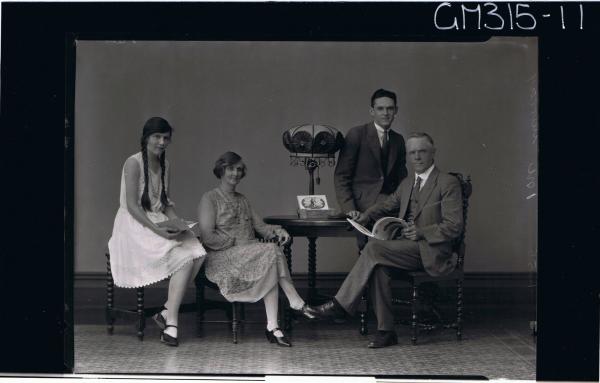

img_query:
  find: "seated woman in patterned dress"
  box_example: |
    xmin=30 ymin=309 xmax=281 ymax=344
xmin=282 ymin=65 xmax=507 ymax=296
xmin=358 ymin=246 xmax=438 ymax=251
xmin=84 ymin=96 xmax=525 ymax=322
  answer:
xmin=198 ymin=151 xmax=318 ymax=347
xmin=108 ymin=117 xmax=206 ymax=347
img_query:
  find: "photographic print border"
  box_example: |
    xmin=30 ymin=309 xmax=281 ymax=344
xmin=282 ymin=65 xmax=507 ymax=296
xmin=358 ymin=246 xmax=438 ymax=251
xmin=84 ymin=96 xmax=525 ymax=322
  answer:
xmin=1 ymin=2 xmax=599 ymax=380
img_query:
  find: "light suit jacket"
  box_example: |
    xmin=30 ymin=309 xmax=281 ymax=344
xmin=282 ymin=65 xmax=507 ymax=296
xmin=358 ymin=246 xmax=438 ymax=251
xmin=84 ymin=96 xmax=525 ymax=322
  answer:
xmin=364 ymin=167 xmax=464 ymax=276
xmin=334 ymin=122 xmax=407 ymax=213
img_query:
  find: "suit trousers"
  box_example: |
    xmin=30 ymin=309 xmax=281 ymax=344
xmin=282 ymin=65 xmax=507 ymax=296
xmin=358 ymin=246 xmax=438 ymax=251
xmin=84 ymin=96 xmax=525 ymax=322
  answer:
xmin=335 ymin=238 xmax=422 ymax=331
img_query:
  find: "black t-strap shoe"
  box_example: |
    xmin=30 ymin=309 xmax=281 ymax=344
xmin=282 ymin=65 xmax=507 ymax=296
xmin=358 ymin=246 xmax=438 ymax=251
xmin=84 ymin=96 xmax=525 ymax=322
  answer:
xmin=160 ymin=325 xmax=178 ymax=347
xmin=265 ymin=328 xmax=292 ymax=347
xmin=153 ymin=306 xmax=167 ymax=330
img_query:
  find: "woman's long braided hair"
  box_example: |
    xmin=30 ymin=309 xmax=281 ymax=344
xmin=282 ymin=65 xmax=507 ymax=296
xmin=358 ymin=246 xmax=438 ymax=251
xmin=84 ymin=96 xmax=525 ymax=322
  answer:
xmin=140 ymin=117 xmax=172 ymax=212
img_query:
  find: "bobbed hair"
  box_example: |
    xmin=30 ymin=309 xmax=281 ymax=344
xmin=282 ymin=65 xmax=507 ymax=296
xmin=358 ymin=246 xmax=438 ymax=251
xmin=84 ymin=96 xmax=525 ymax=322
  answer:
xmin=213 ymin=151 xmax=247 ymax=179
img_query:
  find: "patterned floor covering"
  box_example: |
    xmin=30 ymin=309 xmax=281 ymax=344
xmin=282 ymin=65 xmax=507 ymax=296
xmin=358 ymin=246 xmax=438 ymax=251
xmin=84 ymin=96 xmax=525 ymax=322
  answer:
xmin=74 ymin=310 xmax=535 ymax=379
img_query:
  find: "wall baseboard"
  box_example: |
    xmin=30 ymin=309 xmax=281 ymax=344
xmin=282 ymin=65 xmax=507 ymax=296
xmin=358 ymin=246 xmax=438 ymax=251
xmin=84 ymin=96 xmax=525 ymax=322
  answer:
xmin=74 ymin=271 xmax=537 ymax=306
xmin=75 ymin=271 xmax=536 ymax=282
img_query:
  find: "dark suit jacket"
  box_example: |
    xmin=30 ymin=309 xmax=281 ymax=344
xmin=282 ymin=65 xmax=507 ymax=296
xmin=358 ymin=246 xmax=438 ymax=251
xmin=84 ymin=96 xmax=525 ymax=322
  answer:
xmin=364 ymin=167 xmax=464 ymax=276
xmin=334 ymin=122 xmax=407 ymax=213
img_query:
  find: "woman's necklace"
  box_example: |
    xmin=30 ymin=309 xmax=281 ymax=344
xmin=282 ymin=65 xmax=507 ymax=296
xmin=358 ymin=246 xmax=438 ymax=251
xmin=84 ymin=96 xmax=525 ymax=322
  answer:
xmin=148 ymin=168 xmax=161 ymax=199
xmin=219 ymin=185 xmax=241 ymax=223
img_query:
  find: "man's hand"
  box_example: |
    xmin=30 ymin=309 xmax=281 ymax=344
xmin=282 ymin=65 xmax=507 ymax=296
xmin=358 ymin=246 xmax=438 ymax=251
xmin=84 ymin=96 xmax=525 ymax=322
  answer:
xmin=347 ymin=210 xmax=369 ymax=226
xmin=403 ymin=222 xmax=423 ymax=241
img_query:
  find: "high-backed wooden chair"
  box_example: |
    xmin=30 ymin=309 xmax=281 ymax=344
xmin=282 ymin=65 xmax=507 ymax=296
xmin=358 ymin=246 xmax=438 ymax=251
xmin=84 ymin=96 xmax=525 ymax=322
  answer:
xmin=359 ymin=173 xmax=472 ymax=344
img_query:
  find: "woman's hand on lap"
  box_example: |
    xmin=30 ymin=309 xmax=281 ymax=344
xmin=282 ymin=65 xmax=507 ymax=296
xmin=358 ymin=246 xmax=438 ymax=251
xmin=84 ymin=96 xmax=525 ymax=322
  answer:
xmin=154 ymin=226 xmax=181 ymax=240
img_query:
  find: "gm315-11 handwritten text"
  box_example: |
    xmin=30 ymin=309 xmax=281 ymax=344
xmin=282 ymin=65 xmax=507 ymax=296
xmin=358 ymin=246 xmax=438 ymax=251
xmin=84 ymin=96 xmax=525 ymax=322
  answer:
xmin=434 ymin=2 xmax=584 ymax=31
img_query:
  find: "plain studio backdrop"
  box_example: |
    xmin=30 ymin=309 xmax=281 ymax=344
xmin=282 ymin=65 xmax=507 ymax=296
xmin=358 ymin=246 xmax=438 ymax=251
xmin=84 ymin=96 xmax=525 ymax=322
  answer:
xmin=74 ymin=37 xmax=537 ymax=277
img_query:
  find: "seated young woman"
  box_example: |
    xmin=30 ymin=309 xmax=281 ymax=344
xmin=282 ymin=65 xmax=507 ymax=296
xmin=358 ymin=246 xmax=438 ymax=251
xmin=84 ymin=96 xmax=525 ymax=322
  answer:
xmin=198 ymin=151 xmax=318 ymax=347
xmin=108 ymin=117 xmax=206 ymax=347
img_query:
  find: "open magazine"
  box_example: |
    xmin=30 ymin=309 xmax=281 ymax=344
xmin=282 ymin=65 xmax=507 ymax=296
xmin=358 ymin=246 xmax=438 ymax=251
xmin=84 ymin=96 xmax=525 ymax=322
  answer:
xmin=157 ymin=218 xmax=198 ymax=234
xmin=347 ymin=217 xmax=409 ymax=240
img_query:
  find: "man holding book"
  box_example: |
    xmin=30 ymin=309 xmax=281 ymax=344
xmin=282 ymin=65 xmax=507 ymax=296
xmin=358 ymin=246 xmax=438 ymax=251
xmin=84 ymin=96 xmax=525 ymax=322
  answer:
xmin=315 ymin=132 xmax=464 ymax=348
xmin=334 ymin=88 xmax=408 ymax=250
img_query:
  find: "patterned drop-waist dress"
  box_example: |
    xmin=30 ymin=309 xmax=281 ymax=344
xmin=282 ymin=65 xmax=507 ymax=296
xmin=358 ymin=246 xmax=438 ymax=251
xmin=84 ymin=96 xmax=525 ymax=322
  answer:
xmin=201 ymin=187 xmax=291 ymax=302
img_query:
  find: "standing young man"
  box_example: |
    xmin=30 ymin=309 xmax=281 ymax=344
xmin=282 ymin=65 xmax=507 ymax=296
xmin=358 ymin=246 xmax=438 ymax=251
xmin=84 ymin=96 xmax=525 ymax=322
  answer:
xmin=334 ymin=88 xmax=408 ymax=249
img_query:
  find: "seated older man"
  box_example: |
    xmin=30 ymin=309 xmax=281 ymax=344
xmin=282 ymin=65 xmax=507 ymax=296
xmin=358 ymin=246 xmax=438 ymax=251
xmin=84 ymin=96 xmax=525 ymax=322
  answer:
xmin=314 ymin=132 xmax=464 ymax=348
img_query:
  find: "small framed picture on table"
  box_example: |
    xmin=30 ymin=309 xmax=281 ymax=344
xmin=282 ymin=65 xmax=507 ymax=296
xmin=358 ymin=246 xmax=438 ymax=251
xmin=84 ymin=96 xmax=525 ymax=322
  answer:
xmin=297 ymin=195 xmax=331 ymax=218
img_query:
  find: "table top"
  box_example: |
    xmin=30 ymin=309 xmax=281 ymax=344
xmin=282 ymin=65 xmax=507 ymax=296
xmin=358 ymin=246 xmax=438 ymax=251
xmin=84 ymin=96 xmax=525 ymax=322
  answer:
xmin=264 ymin=215 xmax=351 ymax=227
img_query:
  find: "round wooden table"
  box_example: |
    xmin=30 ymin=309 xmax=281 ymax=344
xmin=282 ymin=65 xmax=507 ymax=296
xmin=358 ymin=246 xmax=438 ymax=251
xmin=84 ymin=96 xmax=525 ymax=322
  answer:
xmin=263 ymin=215 xmax=355 ymax=303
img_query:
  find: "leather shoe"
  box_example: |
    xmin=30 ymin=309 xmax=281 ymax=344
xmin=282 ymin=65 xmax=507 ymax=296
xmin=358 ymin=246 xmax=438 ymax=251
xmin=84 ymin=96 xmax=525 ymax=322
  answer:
xmin=293 ymin=303 xmax=319 ymax=320
xmin=265 ymin=328 xmax=292 ymax=347
xmin=313 ymin=299 xmax=346 ymax=319
xmin=367 ymin=331 xmax=398 ymax=348
xmin=152 ymin=307 xmax=167 ymax=330
xmin=160 ymin=325 xmax=179 ymax=347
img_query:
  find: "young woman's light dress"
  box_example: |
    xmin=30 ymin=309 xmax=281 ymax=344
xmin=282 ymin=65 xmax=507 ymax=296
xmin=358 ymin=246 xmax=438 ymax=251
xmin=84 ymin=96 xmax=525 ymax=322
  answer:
xmin=108 ymin=152 xmax=206 ymax=288
xmin=202 ymin=187 xmax=290 ymax=302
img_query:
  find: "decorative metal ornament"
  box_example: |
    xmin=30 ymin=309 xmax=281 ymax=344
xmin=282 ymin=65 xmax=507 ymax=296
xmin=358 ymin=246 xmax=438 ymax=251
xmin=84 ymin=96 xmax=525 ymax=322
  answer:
xmin=282 ymin=124 xmax=344 ymax=195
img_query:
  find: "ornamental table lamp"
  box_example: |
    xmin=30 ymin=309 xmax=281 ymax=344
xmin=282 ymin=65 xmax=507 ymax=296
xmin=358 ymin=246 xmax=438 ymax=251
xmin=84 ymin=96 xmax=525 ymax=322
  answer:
xmin=282 ymin=124 xmax=344 ymax=195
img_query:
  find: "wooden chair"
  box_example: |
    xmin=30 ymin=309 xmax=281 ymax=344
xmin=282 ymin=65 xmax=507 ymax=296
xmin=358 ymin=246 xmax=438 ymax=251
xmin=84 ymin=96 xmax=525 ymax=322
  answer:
xmin=105 ymin=248 xmax=224 ymax=341
xmin=105 ymin=251 xmax=151 ymax=340
xmin=194 ymin=236 xmax=291 ymax=344
xmin=359 ymin=172 xmax=472 ymax=344
xmin=194 ymin=263 xmax=243 ymax=343
xmin=105 ymin=236 xmax=290 ymax=343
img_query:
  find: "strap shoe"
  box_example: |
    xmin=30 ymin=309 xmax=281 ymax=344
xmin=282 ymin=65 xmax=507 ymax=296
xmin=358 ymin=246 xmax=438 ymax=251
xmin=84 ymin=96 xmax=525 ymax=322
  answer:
xmin=265 ymin=328 xmax=292 ymax=347
xmin=160 ymin=325 xmax=178 ymax=347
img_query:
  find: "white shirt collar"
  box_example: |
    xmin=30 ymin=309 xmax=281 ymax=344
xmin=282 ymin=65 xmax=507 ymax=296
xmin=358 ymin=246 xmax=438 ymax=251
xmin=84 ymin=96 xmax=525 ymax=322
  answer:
xmin=415 ymin=163 xmax=435 ymax=188
xmin=373 ymin=122 xmax=392 ymax=146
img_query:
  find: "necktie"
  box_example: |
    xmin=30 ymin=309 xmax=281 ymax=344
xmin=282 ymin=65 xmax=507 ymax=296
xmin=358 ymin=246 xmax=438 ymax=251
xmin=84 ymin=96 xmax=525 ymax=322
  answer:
xmin=405 ymin=176 xmax=422 ymax=222
xmin=412 ymin=176 xmax=422 ymax=201
xmin=381 ymin=130 xmax=389 ymax=172
xmin=381 ymin=130 xmax=389 ymax=155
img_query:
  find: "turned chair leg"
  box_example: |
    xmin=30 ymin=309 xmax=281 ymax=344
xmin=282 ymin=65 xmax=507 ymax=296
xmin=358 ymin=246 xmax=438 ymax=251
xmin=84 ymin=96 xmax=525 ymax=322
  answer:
xmin=105 ymin=252 xmax=115 ymax=335
xmin=280 ymin=288 xmax=292 ymax=332
xmin=240 ymin=303 xmax=246 ymax=335
xmin=283 ymin=302 xmax=291 ymax=332
xmin=136 ymin=288 xmax=145 ymax=341
xmin=359 ymin=288 xmax=368 ymax=335
xmin=232 ymin=302 xmax=239 ymax=344
xmin=196 ymin=282 xmax=205 ymax=337
xmin=411 ymin=281 xmax=419 ymax=345
xmin=457 ymin=279 xmax=463 ymax=340
xmin=282 ymin=243 xmax=294 ymax=332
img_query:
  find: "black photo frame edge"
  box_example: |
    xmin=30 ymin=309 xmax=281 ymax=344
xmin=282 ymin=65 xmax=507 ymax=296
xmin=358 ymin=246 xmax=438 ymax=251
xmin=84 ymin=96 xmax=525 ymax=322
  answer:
xmin=1 ymin=2 xmax=599 ymax=380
